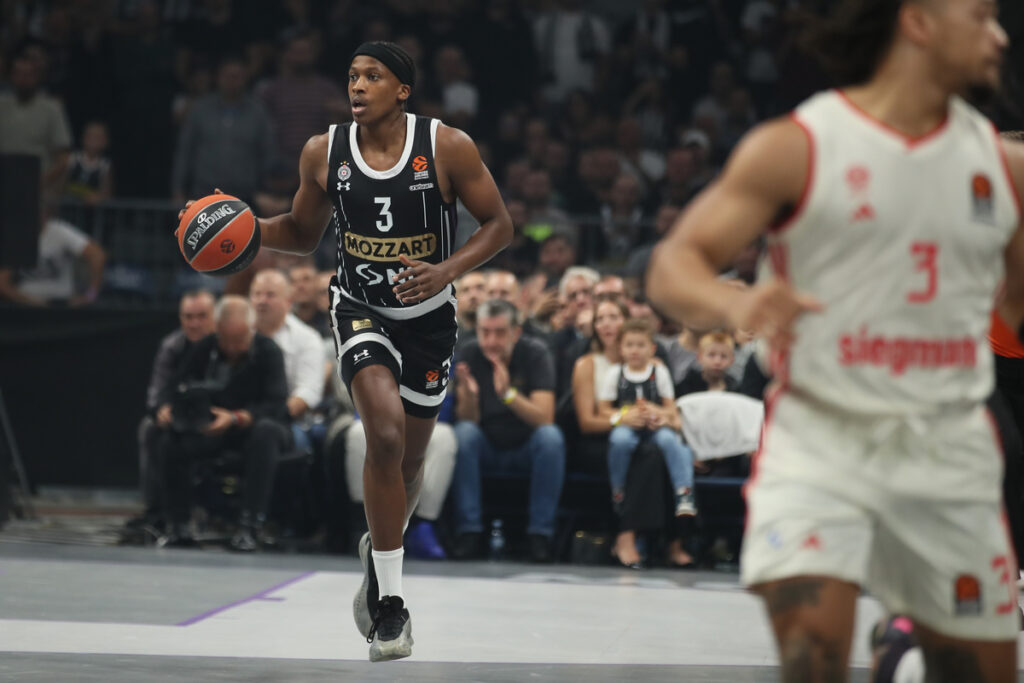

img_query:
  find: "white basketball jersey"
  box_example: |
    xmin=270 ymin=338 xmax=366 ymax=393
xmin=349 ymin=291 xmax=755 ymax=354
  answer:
xmin=761 ymin=90 xmax=1020 ymax=415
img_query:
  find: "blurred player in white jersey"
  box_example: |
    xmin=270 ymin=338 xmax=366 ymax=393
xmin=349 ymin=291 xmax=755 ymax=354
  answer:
xmin=649 ymin=0 xmax=1024 ymax=681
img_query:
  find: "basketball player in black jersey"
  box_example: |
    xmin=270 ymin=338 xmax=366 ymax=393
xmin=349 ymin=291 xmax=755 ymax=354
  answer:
xmin=179 ymin=42 xmax=512 ymax=662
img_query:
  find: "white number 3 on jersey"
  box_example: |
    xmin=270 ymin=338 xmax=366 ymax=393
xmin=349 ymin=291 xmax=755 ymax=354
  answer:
xmin=374 ymin=196 xmax=393 ymax=232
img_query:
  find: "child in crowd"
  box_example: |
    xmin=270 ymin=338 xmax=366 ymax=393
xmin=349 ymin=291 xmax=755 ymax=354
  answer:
xmin=598 ymin=318 xmax=696 ymax=517
xmin=64 ymin=121 xmax=113 ymax=204
xmin=676 ymin=331 xmax=739 ymax=395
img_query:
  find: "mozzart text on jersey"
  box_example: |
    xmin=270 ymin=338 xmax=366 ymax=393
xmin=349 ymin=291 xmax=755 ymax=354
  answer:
xmin=344 ymin=233 xmax=437 ymax=262
xmin=838 ymin=326 xmax=977 ymax=376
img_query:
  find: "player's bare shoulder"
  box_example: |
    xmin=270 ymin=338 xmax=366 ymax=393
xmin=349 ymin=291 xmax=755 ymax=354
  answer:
xmin=722 ymin=115 xmax=812 ymax=208
xmin=434 ymin=123 xmax=481 ymax=202
xmin=300 ymin=132 xmax=332 ymax=190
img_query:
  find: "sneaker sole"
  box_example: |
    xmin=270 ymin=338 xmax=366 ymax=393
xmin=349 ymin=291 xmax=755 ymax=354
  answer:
xmin=369 ymin=624 xmax=414 ymax=662
xmin=353 ymin=532 xmax=374 ymax=638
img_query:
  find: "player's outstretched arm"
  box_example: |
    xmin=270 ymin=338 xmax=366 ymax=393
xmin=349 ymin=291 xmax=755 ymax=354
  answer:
xmin=646 ymin=117 xmax=823 ymax=348
xmin=258 ymin=133 xmax=335 ymax=255
xmin=997 ymin=140 xmax=1024 ymax=335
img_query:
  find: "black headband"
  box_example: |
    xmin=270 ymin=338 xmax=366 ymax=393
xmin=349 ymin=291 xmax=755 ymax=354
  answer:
xmin=351 ymin=43 xmax=415 ymax=87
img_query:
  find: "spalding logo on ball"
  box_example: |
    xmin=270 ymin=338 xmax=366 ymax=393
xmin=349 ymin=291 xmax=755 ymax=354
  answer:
xmin=175 ymin=193 xmax=260 ymax=275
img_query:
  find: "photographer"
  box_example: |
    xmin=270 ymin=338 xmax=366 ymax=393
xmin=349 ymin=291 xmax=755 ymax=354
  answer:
xmin=153 ymin=296 xmax=289 ymax=551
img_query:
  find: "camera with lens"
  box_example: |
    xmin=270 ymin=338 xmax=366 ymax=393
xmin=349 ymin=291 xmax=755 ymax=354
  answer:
xmin=170 ymin=381 xmax=219 ymax=433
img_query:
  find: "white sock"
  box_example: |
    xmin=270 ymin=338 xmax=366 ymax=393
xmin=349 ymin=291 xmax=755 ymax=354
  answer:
xmin=372 ymin=547 xmax=405 ymax=601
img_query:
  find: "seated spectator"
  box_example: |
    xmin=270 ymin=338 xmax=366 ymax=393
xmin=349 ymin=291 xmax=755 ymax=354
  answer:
xmin=250 ymin=269 xmax=328 ymax=452
xmin=134 ymin=290 xmax=216 ymax=535
xmin=551 ymin=266 xmax=599 ymax=396
xmin=677 ymin=331 xmax=751 ymax=479
xmin=344 ymin=414 xmax=456 ymax=560
xmin=598 ymin=318 xmax=696 ymax=525
xmin=666 ymin=326 xmax=701 ymax=387
xmin=569 ymin=299 xmax=691 ymax=568
xmin=676 ymin=331 xmax=739 ymax=395
xmin=64 ymin=121 xmax=113 ymax=205
xmin=288 ymin=260 xmax=330 ymax=338
xmin=454 ymin=270 xmax=488 ymax=350
xmin=452 ymin=299 xmax=565 ymax=563
xmin=315 ymin=270 xmax=334 ymax=337
xmin=153 ymin=296 xmax=289 ymax=551
xmin=0 ymin=203 xmax=105 ymax=307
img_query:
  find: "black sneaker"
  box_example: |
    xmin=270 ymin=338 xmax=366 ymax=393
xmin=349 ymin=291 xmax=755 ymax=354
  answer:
xmin=367 ymin=595 xmax=413 ymax=662
xmin=229 ymin=525 xmax=261 ymax=552
xmin=353 ymin=532 xmax=379 ymax=638
xmin=156 ymin=523 xmax=199 ymax=549
xmin=452 ymin=532 xmax=484 ymax=560
xmin=528 ymin=534 xmax=553 ymax=564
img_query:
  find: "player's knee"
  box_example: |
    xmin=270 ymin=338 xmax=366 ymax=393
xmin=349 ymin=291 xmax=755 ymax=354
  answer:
xmin=779 ymin=630 xmax=845 ymax=683
xmin=363 ymin=421 xmax=405 ymax=466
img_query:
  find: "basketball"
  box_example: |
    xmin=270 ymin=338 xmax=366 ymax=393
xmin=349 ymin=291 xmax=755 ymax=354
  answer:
xmin=175 ymin=193 xmax=261 ymax=275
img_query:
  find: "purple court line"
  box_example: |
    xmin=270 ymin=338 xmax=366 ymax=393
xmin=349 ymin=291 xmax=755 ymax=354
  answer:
xmin=177 ymin=570 xmax=316 ymax=627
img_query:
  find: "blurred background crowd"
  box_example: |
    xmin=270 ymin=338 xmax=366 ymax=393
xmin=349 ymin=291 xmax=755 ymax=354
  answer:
xmin=1 ymin=0 xmax=1023 ymax=567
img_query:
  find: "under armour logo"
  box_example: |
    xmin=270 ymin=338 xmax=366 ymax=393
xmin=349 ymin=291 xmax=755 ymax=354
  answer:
xmin=353 ymin=349 xmax=371 ymax=364
xmin=337 ymin=182 xmax=351 ymax=192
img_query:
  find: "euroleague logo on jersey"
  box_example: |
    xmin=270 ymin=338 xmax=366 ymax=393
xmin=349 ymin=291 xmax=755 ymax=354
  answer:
xmin=971 ymin=172 xmax=994 ymax=224
xmin=412 ymin=155 xmax=430 ymax=180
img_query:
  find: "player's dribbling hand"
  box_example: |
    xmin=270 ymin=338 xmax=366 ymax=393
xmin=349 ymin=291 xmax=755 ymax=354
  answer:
xmin=176 ymin=187 xmax=223 ymax=223
xmin=392 ymin=255 xmax=451 ymax=304
xmin=728 ymin=279 xmax=824 ymax=350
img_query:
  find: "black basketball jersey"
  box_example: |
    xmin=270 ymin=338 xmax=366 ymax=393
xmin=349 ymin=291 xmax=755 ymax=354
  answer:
xmin=614 ymin=364 xmax=662 ymax=408
xmin=326 ymin=114 xmax=458 ymax=319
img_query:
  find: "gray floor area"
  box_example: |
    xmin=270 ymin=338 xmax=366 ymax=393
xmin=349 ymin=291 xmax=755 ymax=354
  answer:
xmin=0 ymin=541 xmax=1013 ymax=682
xmin=0 ymin=654 xmax=871 ymax=683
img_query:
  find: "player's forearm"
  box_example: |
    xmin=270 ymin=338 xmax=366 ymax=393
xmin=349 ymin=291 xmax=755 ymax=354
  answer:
xmin=439 ymin=216 xmax=513 ymax=284
xmin=647 ymin=242 xmax=743 ymax=330
xmin=258 ymin=212 xmax=325 ymax=255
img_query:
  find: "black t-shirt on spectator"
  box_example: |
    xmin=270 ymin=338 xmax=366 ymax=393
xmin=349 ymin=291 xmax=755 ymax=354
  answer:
xmin=461 ymin=336 xmax=556 ymax=450
xmin=675 ymin=366 xmax=739 ymax=397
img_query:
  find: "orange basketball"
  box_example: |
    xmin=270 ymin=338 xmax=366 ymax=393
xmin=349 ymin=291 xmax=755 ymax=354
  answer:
xmin=175 ymin=193 xmax=260 ymax=275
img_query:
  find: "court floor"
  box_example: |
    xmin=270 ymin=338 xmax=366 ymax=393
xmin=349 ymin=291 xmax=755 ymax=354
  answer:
xmin=0 ymin=542 xmax=1020 ymax=682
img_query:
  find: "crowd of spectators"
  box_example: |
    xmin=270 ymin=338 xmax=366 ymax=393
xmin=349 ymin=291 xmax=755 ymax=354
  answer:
xmin=3 ymin=1 xmax=1022 ymax=565
xmin=134 ymin=258 xmax=766 ymax=566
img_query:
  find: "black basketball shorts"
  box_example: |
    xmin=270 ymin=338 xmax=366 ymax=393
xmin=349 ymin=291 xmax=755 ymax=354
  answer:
xmin=329 ymin=283 xmax=457 ymax=419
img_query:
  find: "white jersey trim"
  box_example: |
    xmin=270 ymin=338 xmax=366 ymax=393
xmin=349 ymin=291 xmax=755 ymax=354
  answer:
xmin=337 ymin=282 xmax=455 ymax=321
xmin=337 ymin=331 xmax=403 ymax=369
xmin=327 ymin=124 xmax=337 ymax=166
xmin=430 ymin=118 xmax=440 ymax=157
xmin=350 ymin=113 xmax=415 ymax=180
xmin=400 ymin=385 xmax=446 ymax=407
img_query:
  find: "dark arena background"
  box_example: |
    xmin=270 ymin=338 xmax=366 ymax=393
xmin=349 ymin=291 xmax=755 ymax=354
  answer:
xmin=1 ymin=1 xmax=1024 ymax=681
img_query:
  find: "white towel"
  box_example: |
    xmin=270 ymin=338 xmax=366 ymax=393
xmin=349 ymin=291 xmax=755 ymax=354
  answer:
xmin=676 ymin=392 xmax=764 ymax=460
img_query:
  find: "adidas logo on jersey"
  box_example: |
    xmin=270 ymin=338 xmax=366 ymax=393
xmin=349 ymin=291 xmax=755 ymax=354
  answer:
xmin=851 ymin=204 xmax=875 ymax=223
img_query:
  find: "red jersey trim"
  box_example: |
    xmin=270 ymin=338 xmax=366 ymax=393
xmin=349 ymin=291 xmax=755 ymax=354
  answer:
xmin=836 ymin=89 xmax=950 ymax=149
xmin=770 ymin=114 xmax=814 ymax=235
xmin=743 ymin=383 xmax=787 ymax=530
xmin=991 ymin=121 xmax=1024 ymax=221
